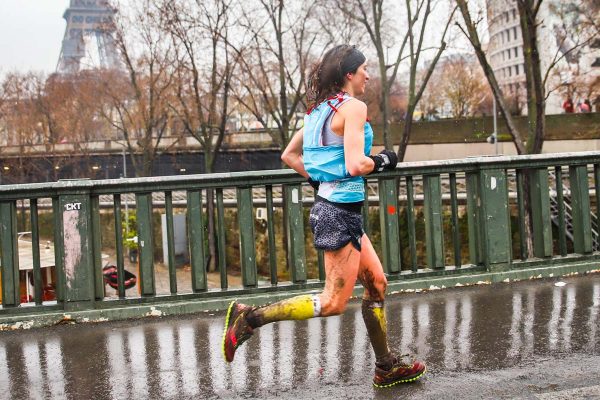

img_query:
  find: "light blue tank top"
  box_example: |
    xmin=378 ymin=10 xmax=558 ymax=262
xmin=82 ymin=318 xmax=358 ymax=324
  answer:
xmin=303 ymin=93 xmax=374 ymax=203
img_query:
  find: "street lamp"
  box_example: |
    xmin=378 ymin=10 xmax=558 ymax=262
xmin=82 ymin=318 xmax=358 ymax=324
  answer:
xmin=486 ymin=96 xmax=499 ymax=155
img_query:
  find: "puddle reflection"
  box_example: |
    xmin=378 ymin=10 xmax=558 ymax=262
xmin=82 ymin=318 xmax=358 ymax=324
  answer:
xmin=45 ymin=339 xmax=66 ymax=399
xmin=589 ymin=284 xmax=600 ymax=351
xmin=0 ymin=276 xmax=599 ymax=399
xmin=178 ymin=325 xmax=199 ymax=397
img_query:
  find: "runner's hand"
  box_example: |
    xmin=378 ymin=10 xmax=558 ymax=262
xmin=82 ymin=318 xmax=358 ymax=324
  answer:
xmin=368 ymin=150 xmax=398 ymax=173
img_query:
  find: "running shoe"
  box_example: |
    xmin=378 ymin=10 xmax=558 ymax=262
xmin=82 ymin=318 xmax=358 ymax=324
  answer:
xmin=222 ymin=300 xmax=254 ymax=362
xmin=373 ymin=354 xmax=426 ymax=388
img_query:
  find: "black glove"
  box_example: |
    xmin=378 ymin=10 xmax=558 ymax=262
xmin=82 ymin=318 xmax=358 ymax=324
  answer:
xmin=307 ymin=177 xmax=320 ymax=191
xmin=368 ymin=149 xmax=398 ymax=173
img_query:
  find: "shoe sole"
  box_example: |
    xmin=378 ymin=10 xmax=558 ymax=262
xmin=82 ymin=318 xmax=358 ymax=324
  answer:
xmin=222 ymin=300 xmax=237 ymax=363
xmin=372 ymin=366 xmax=427 ymax=388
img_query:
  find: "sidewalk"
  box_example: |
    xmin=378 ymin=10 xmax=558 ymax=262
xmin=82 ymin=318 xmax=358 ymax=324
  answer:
xmin=0 ymin=273 xmax=598 ymax=399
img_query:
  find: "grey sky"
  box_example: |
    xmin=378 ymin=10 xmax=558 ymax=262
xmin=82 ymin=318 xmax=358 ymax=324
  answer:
xmin=0 ymin=0 xmax=70 ymax=76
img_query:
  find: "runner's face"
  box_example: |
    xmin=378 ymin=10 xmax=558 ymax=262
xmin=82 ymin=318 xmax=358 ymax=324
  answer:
xmin=348 ymin=62 xmax=369 ymax=96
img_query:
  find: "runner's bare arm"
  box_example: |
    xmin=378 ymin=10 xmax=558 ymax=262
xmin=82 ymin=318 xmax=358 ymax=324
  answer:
xmin=341 ymin=100 xmax=375 ymax=176
xmin=281 ymin=128 xmax=309 ymax=178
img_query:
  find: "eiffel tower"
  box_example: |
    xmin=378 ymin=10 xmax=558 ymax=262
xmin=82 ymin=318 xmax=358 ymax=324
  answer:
xmin=56 ymin=0 xmax=120 ymax=73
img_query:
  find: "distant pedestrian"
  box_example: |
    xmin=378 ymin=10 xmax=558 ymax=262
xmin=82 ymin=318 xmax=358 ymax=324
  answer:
xmin=562 ymin=97 xmax=574 ymax=113
xmin=580 ymin=99 xmax=591 ymax=113
xmin=595 ymin=96 xmax=600 ymax=113
xmin=221 ymin=45 xmax=426 ymax=389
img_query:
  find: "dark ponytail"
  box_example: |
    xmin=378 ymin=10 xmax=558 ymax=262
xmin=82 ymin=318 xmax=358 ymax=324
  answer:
xmin=306 ymin=45 xmax=366 ymax=111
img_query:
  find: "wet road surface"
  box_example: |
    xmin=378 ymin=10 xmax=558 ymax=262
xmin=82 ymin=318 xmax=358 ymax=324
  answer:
xmin=0 ymin=274 xmax=599 ymax=399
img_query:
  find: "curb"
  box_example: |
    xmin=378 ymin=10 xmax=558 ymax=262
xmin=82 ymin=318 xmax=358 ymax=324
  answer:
xmin=1 ymin=260 xmax=598 ymax=331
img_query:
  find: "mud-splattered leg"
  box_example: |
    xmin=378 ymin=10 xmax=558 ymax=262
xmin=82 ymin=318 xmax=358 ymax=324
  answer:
xmin=357 ymin=234 xmax=394 ymax=368
xmin=246 ymin=241 xmax=360 ymax=328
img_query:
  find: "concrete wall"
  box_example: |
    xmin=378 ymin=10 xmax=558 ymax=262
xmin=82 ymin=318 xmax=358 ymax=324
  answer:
xmin=399 ymin=139 xmax=600 ymax=162
xmin=376 ymin=112 xmax=600 ymax=145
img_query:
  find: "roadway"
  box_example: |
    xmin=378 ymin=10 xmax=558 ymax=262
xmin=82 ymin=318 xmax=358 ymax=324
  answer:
xmin=0 ymin=273 xmax=599 ymax=399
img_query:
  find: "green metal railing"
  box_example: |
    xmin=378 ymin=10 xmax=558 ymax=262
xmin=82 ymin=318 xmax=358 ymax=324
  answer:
xmin=1 ymin=151 xmax=600 ymax=315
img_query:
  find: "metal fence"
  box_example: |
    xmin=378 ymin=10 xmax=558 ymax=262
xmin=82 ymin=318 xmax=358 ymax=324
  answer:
xmin=1 ymin=151 xmax=599 ymax=316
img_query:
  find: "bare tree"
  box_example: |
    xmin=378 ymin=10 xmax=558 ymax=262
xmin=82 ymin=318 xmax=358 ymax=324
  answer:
xmin=423 ymin=55 xmax=490 ymax=118
xmin=158 ymin=0 xmax=238 ymax=272
xmin=228 ymin=0 xmax=319 ymax=149
xmin=516 ymin=0 xmax=546 ymax=154
xmin=335 ymin=0 xmax=407 ymax=149
xmin=0 ymin=72 xmax=87 ymax=182
xmin=0 ymin=73 xmax=46 ymax=182
xmin=399 ymin=0 xmax=457 ymax=160
xmin=567 ymin=0 xmax=600 ymax=38
xmin=315 ymin=1 xmax=369 ymax=47
xmin=158 ymin=0 xmax=236 ymax=173
xmin=455 ymin=0 xmax=526 ymax=153
xmin=100 ymin=0 xmax=175 ymax=177
xmin=336 ymin=0 xmax=455 ymax=159
xmin=457 ymin=0 xmax=596 ymax=154
xmin=546 ymin=1 xmax=600 ymax=103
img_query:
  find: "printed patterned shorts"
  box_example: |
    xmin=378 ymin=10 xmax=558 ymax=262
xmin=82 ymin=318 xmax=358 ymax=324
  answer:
xmin=309 ymin=200 xmax=364 ymax=252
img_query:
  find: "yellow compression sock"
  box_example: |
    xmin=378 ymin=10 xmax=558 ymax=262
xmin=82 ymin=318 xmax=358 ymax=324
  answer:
xmin=246 ymin=294 xmax=321 ymax=328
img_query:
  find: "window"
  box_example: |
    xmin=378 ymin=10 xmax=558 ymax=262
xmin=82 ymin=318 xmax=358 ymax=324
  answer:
xmin=513 ymin=27 xmax=518 ymax=40
xmin=515 ymin=64 xmax=519 ymax=75
xmin=509 ymin=67 xmax=512 ymax=77
xmin=512 ymin=9 xmax=517 ymax=20
xmin=514 ymin=47 xmax=518 ymax=58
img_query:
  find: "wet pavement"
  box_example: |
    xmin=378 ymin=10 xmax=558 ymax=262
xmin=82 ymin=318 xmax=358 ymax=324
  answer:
xmin=0 ymin=275 xmax=599 ymax=400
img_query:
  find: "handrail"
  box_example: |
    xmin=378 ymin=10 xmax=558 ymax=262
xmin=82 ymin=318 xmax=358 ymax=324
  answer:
xmin=1 ymin=151 xmax=599 ymax=200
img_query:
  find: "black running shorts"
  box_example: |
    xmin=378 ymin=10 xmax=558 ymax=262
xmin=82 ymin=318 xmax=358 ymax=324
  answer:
xmin=309 ymin=199 xmax=364 ymax=252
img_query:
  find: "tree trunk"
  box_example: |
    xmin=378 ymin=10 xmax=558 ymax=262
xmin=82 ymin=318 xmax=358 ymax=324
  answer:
xmin=522 ymin=172 xmax=535 ymax=258
xmin=397 ymin=104 xmax=415 ymax=161
xmin=380 ymin=80 xmax=392 ymax=149
xmin=517 ymin=0 xmax=545 ymax=154
xmin=206 ymin=188 xmax=218 ymax=273
xmin=456 ymin=0 xmax=527 ymax=154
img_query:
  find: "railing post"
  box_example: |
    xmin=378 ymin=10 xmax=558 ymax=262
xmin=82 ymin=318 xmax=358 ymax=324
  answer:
xmin=378 ymin=178 xmax=401 ymax=274
xmin=237 ymin=187 xmax=257 ymax=287
xmin=285 ymin=184 xmax=306 ymax=283
xmin=187 ymin=190 xmax=207 ymax=292
xmin=529 ymin=168 xmax=553 ymax=257
xmin=52 ymin=197 xmax=65 ymax=302
xmin=477 ymin=168 xmax=512 ymax=271
xmin=136 ymin=193 xmax=156 ymax=296
xmin=569 ymin=165 xmax=593 ymax=254
xmin=423 ymin=174 xmax=444 ymax=270
xmin=55 ymin=179 xmax=96 ymax=311
xmin=465 ymin=172 xmax=483 ymax=266
xmin=91 ymin=195 xmax=104 ymax=300
xmin=0 ymin=201 xmax=20 ymax=307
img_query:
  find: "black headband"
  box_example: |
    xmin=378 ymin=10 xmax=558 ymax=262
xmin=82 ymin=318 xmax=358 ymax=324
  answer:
xmin=340 ymin=48 xmax=366 ymax=75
